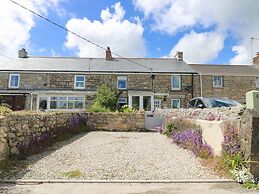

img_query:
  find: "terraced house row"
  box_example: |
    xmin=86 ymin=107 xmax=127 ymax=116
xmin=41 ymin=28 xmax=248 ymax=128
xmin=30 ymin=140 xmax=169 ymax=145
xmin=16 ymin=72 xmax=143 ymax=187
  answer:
xmin=1 ymin=48 xmax=259 ymax=111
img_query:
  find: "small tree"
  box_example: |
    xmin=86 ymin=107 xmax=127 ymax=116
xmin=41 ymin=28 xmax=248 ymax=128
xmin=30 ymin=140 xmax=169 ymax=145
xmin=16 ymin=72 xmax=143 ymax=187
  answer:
xmin=93 ymin=84 xmax=119 ymax=111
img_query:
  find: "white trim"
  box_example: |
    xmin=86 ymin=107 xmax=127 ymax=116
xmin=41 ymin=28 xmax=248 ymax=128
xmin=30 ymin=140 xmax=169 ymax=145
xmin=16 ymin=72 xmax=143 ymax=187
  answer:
xmin=37 ymin=94 xmax=85 ymax=111
xmin=256 ymin=77 xmax=259 ymax=88
xmin=117 ymin=75 xmax=128 ymax=89
xmin=171 ymin=75 xmax=181 ymax=90
xmin=154 ymin=99 xmax=161 ymax=109
xmin=171 ymin=99 xmax=181 ymax=109
xmin=8 ymin=74 xmax=20 ymax=88
xmin=212 ymin=76 xmax=223 ymax=88
xmin=74 ymin=75 xmax=85 ymax=89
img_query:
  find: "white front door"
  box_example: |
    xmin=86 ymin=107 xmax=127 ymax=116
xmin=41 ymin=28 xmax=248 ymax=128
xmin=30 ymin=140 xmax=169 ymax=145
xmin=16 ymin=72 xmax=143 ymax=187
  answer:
xmin=128 ymin=95 xmax=154 ymax=111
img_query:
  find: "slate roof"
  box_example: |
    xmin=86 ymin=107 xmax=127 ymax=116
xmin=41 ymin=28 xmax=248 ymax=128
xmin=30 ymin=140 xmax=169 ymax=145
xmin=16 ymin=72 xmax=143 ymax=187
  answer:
xmin=0 ymin=57 xmax=197 ymax=74
xmin=190 ymin=64 xmax=259 ymax=76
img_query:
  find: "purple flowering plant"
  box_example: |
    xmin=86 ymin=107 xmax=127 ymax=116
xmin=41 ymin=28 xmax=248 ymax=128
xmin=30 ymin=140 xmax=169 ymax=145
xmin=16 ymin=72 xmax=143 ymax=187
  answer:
xmin=172 ymin=129 xmax=213 ymax=159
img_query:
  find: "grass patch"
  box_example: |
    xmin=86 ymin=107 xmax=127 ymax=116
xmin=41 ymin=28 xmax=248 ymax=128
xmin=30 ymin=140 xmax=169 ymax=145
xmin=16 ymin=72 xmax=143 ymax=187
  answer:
xmin=63 ymin=170 xmax=84 ymax=178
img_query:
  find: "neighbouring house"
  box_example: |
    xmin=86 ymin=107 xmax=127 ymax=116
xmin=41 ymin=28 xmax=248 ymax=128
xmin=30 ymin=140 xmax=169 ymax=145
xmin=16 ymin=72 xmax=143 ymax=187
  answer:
xmin=0 ymin=48 xmax=198 ymax=111
xmin=190 ymin=58 xmax=259 ymax=104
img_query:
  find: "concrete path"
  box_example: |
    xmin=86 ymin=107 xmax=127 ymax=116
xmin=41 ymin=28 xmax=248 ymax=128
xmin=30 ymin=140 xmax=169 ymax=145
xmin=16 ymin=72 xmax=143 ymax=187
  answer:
xmin=1 ymin=182 xmax=258 ymax=194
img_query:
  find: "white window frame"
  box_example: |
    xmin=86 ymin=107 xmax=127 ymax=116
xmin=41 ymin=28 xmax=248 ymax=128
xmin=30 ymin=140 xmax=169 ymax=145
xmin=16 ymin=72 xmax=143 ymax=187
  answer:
xmin=256 ymin=77 xmax=259 ymax=88
xmin=74 ymin=75 xmax=85 ymax=89
xmin=171 ymin=75 xmax=181 ymax=90
xmin=154 ymin=99 xmax=161 ymax=109
xmin=117 ymin=76 xmax=127 ymax=89
xmin=37 ymin=95 xmax=85 ymax=111
xmin=118 ymin=98 xmax=127 ymax=104
xmin=213 ymin=76 xmax=223 ymax=88
xmin=171 ymin=99 xmax=181 ymax=109
xmin=8 ymin=74 xmax=20 ymax=88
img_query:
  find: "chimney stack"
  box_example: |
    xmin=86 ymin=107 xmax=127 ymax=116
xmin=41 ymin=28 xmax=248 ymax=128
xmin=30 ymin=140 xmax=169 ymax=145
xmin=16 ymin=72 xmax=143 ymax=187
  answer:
xmin=253 ymin=52 xmax=259 ymax=65
xmin=18 ymin=48 xmax=28 ymax=58
xmin=106 ymin=47 xmax=112 ymax=60
xmin=175 ymin=51 xmax=183 ymax=61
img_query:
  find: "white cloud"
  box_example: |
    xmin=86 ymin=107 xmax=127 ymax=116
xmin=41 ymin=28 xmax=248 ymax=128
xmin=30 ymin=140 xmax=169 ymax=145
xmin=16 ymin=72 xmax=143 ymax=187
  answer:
xmin=65 ymin=2 xmax=146 ymax=58
xmin=169 ymin=31 xmax=225 ymax=63
xmin=0 ymin=0 xmax=64 ymax=64
xmin=134 ymin=0 xmax=259 ymax=64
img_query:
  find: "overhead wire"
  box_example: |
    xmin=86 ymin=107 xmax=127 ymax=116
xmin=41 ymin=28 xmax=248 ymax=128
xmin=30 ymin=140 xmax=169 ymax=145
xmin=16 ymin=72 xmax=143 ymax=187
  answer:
xmin=8 ymin=0 xmax=153 ymax=72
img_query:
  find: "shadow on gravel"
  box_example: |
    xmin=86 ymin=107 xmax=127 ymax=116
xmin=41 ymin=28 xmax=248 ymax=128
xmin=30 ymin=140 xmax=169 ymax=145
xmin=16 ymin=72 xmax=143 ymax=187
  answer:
xmin=0 ymin=131 xmax=90 ymax=180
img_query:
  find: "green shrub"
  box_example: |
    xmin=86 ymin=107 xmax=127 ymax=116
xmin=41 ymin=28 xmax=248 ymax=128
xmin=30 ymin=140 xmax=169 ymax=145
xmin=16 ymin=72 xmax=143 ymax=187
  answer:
xmin=0 ymin=105 xmax=12 ymax=115
xmin=163 ymin=122 xmax=177 ymax=137
xmin=87 ymin=103 xmax=110 ymax=112
xmin=93 ymin=84 xmax=119 ymax=111
xmin=120 ymin=105 xmax=136 ymax=113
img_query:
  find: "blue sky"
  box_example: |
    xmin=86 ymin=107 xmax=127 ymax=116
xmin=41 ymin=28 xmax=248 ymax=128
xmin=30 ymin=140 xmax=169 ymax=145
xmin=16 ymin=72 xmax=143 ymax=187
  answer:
xmin=1 ymin=0 xmax=259 ymax=64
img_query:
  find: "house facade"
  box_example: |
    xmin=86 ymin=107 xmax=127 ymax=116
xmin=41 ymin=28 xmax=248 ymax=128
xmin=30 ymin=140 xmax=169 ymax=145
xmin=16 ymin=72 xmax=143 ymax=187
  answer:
xmin=2 ymin=49 xmax=259 ymax=111
xmin=0 ymin=49 xmax=198 ymax=111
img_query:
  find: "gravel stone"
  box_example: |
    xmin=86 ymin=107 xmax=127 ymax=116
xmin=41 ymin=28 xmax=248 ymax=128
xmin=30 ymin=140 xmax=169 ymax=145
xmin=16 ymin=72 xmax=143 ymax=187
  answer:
xmin=13 ymin=131 xmax=221 ymax=180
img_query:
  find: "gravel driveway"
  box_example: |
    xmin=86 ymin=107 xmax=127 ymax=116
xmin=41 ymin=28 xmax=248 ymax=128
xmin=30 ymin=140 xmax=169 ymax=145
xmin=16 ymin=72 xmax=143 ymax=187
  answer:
xmin=13 ymin=132 xmax=221 ymax=180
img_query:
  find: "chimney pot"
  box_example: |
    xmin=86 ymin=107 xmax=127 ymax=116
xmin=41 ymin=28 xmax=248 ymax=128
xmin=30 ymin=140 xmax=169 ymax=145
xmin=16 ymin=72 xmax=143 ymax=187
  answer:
xmin=175 ymin=51 xmax=183 ymax=61
xmin=106 ymin=47 xmax=112 ymax=60
xmin=18 ymin=48 xmax=28 ymax=58
xmin=253 ymin=51 xmax=259 ymax=65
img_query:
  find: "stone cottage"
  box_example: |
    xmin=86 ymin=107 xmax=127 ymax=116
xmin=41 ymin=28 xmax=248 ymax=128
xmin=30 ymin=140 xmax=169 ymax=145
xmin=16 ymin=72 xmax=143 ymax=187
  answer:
xmin=190 ymin=58 xmax=259 ymax=104
xmin=0 ymin=49 xmax=198 ymax=111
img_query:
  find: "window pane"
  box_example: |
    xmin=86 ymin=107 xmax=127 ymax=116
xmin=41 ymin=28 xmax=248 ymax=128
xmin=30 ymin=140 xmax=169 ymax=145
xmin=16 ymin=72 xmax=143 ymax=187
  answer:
xmin=118 ymin=98 xmax=127 ymax=103
xmin=143 ymin=96 xmax=151 ymax=111
xmin=172 ymin=75 xmax=180 ymax=89
xmin=257 ymin=77 xmax=259 ymax=88
xmin=118 ymin=80 xmax=127 ymax=89
xmin=76 ymin=76 xmax=85 ymax=82
xmin=10 ymin=75 xmax=19 ymax=87
xmin=213 ymin=76 xmax=222 ymax=87
xmin=172 ymin=99 xmax=180 ymax=109
xmin=76 ymin=82 xmax=84 ymax=88
xmin=68 ymin=101 xmax=74 ymax=109
xmin=58 ymin=101 xmax=67 ymax=109
xmin=132 ymin=96 xmax=140 ymax=110
xmin=50 ymin=101 xmax=57 ymax=109
xmin=75 ymin=101 xmax=84 ymax=109
xmin=154 ymin=99 xmax=161 ymax=108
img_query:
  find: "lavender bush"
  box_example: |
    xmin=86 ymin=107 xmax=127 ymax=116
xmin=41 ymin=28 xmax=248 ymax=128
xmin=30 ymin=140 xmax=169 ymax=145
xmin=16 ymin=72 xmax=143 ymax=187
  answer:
xmin=172 ymin=129 xmax=213 ymax=159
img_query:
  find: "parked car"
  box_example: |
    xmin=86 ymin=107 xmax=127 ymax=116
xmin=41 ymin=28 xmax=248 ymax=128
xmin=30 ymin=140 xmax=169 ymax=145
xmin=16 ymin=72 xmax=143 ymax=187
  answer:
xmin=187 ymin=97 xmax=242 ymax=109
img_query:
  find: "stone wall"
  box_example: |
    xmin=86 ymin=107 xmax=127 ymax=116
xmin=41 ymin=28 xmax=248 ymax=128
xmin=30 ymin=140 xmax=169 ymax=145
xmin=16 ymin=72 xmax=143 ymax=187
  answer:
xmin=0 ymin=111 xmax=145 ymax=160
xmin=86 ymin=112 xmax=145 ymax=131
xmin=161 ymin=107 xmax=259 ymax=177
xmin=161 ymin=107 xmax=243 ymax=157
xmin=0 ymin=111 xmax=87 ymax=160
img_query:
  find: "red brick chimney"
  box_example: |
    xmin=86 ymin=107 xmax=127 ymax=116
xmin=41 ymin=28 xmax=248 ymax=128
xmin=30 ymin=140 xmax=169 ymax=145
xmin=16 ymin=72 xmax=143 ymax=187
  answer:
xmin=253 ymin=52 xmax=259 ymax=65
xmin=106 ymin=47 xmax=112 ymax=60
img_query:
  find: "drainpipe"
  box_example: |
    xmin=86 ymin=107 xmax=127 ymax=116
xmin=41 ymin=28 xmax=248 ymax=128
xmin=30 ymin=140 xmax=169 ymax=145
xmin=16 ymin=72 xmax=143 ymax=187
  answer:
xmin=199 ymin=74 xmax=203 ymax=97
xmin=191 ymin=74 xmax=194 ymax=98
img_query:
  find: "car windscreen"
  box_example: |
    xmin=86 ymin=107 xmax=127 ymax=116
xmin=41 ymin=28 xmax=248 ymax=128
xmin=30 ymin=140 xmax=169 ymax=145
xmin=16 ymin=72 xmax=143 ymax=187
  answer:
xmin=204 ymin=98 xmax=241 ymax=108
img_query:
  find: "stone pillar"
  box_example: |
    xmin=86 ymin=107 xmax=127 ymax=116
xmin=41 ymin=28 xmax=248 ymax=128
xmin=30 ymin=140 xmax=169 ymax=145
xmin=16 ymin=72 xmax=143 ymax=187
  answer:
xmin=240 ymin=109 xmax=259 ymax=178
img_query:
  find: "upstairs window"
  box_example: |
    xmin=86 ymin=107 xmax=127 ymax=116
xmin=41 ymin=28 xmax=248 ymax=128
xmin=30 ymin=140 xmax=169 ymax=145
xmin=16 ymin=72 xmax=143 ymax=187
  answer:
xmin=9 ymin=74 xmax=20 ymax=88
xmin=256 ymin=77 xmax=259 ymax=88
xmin=213 ymin=76 xmax=223 ymax=88
xmin=171 ymin=75 xmax=181 ymax=90
xmin=117 ymin=76 xmax=127 ymax=89
xmin=74 ymin=75 xmax=85 ymax=89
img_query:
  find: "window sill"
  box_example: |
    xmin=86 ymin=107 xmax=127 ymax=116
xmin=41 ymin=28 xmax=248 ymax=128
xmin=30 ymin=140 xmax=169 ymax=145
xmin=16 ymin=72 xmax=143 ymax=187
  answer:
xmin=171 ymin=88 xmax=181 ymax=91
